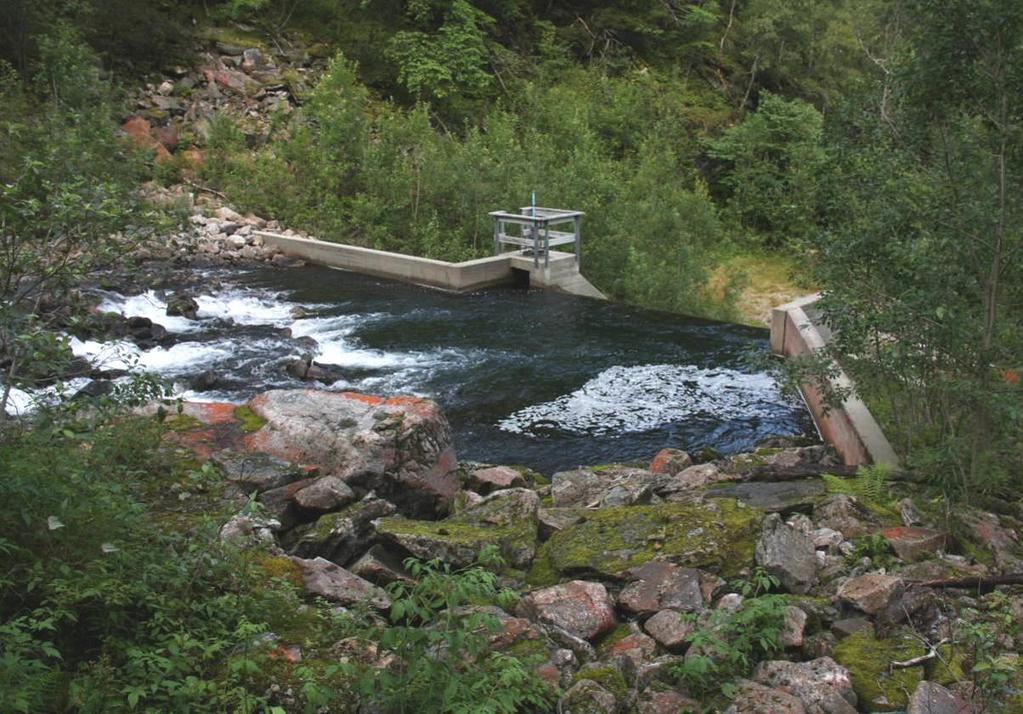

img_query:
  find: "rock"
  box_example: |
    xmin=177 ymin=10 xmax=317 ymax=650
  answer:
xmin=73 ymin=380 xmax=113 ymax=400
xmin=955 ymin=508 xmax=1022 ymax=570
xmin=636 ymin=689 xmax=698 ymax=714
xmin=378 ymin=488 xmax=539 ymax=569
xmin=121 ymin=116 xmax=154 ymax=148
xmin=215 ymin=206 xmax=245 ymax=223
xmin=780 ymin=605 xmax=808 ymax=648
xmin=290 ymin=496 xmax=397 ymax=564
xmin=528 ymin=499 xmax=762 ymax=583
xmin=716 ymin=592 xmax=744 ymax=611
xmin=293 ymin=475 xmax=356 ymax=512
xmin=725 ymin=680 xmax=807 ymax=714
xmin=214 ymin=452 xmax=310 ymax=494
xmin=881 ymin=526 xmax=946 ymax=562
xmin=699 ymin=571 xmax=727 ymax=603
xmin=833 ymin=629 xmax=924 ymax=711
xmin=813 ymin=495 xmax=879 ymax=539
xmin=551 ymin=466 xmax=654 ymax=508
xmin=245 ymin=390 xmax=459 ymax=518
xmin=166 ymin=292 xmax=199 ymax=319
xmin=349 ymin=544 xmax=414 ymax=587
xmin=561 ymin=679 xmax=617 ymax=714
xmin=812 ymin=528 xmax=844 ymax=549
xmin=538 ymin=507 xmax=584 ymax=539
xmin=601 ymin=629 xmax=658 ymax=667
xmin=642 ymin=609 xmax=694 ymax=652
xmin=516 ymin=581 xmax=616 ymax=641
xmin=190 ymin=370 xmax=219 ymax=391
xmin=753 ymin=657 xmax=858 ymax=714
xmin=907 ymin=681 xmax=970 ymax=714
xmin=467 ymin=465 xmax=525 ymax=493
xmin=153 ymin=125 xmax=179 ymax=151
xmin=288 ymin=556 xmax=390 ymax=610
xmin=648 ymin=448 xmax=693 ymax=475
xmin=830 ymin=617 xmax=872 ymax=640
xmin=836 ymin=574 xmax=904 ymax=616
xmin=898 ymin=498 xmax=926 ymax=527
xmin=755 ymin=513 xmax=818 ymax=594
xmin=711 ymin=479 xmax=826 ymax=513
xmin=660 ymin=463 xmax=735 ymax=494
xmin=242 ymin=47 xmax=263 ymax=70
xmin=617 ymin=562 xmax=704 ymax=615
xmin=219 ymin=513 xmax=280 ymax=547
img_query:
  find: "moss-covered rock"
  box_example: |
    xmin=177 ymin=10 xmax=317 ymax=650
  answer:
xmin=832 ymin=629 xmax=924 ymax=711
xmin=379 ymin=488 xmax=539 ymax=569
xmin=233 ymin=405 xmax=267 ymax=433
xmin=527 ymin=499 xmax=762 ymax=584
xmin=572 ymin=664 xmax=628 ymax=700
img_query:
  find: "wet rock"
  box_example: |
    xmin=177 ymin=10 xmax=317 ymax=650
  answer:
xmin=617 ymin=562 xmax=704 ymax=615
xmin=245 ymin=389 xmax=459 ymax=518
xmin=907 ymin=681 xmax=970 ymax=714
xmin=561 ymin=679 xmax=617 ymax=714
xmin=467 ymin=465 xmax=525 ymax=493
xmin=813 ymin=495 xmax=879 ymax=539
xmin=755 ymin=513 xmax=818 ymax=594
xmin=288 ymin=556 xmax=390 ymax=609
xmin=724 ymin=680 xmax=807 ymax=714
xmin=349 ymin=544 xmax=414 ymax=587
xmin=528 ymin=499 xmax=762 ymax=583
xmin=836 ymin=574 xmax=905 ymax=616
xmin=517 ymin=581 xmax=616 ymax=642
xmin=73 ymin=380 xmax=114 ymax=400
xmin=293 ymin=475 xmax=356 ymax=512
xmin=190 ymin=369 xmax=219 ymax=391
xmin=753 ymin=657 xmax=858 ymax=714
xmin=642 ymin=609 xmax=694 ymax=652
xmin=881 ymin=526 xmax=946 ymax=562
xmin=289 ymin=496 xmax=396 ymax=564
xmin=165 ymin=292 xmax=199 ymax=319
xmin=378 ymin=488 xmax=539 ymax=569
xmin=648 ymin=448 xmax=692 ymax=475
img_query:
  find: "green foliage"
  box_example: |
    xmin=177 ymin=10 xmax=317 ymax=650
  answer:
xmin=709 ymin=92 xmax=825 ymax=248
xmin=821 ymin=464 xmax=893 ymax=508
xmin=342 ymin=545 xmax=553 ymax=713
xmin=670 ymin=593 xmax=787 ymax=699
xmin=0 ymin=407 xmax=351 ymax=712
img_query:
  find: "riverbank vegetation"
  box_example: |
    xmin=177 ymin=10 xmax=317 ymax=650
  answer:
xmin=1 ymin=2 xmax=1022 ymax=709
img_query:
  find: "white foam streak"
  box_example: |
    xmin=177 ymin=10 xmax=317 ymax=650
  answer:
xmin=499 ymin=364 xmax=792 ymax=436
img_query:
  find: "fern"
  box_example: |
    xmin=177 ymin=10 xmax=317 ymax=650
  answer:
xmin=822 ymin=464 xmax=893 ymax=506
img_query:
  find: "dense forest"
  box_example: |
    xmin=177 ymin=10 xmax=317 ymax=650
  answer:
xmin=1 ymin=0 xmax=1022 ymax=711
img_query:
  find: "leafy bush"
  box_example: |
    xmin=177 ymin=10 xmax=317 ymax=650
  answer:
xmin=343 ymin=546 xmax=554 ymax=714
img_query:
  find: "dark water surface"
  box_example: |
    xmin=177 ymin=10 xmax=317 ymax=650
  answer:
xmin=79 ymin=264 xmax=815 ymax=473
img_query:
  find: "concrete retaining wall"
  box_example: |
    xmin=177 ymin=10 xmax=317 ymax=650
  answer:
xmin=771 ymin=295 xmax=899 ymax=468
xmin=256 ymin=231 xmax=606 ymax=298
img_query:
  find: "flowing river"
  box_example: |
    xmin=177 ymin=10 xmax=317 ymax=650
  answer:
xmin=33 ymin=264 xmax=816 ymax=473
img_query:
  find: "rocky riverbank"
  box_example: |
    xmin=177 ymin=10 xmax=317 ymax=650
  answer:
xmin=155 ymin=387 xmax=1023 ymax=713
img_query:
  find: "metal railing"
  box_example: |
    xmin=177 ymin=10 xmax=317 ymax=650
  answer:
xmin=489 ymin=207 xmax=584 ymax=269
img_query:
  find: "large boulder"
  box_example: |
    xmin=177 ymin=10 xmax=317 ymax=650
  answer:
xmin=517 ymin=580 xmax=616 ymax=641
xmin=245 ymin=390 xmax=459 ymax=518
xmin=378 ymin=488 xmax=539 ymax=569
xmin=528 ymin=500 xmax=763 ymax=584
xmin=755 ymin=513 xmax=818 ymax=594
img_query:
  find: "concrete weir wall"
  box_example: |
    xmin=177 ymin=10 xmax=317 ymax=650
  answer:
xmin=256 ymin=231 xmax=605 ymax=299
xmin=771 ymin=295 xmax=899 ymax=468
